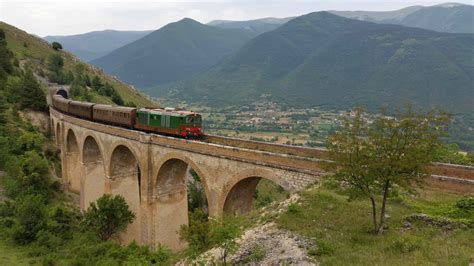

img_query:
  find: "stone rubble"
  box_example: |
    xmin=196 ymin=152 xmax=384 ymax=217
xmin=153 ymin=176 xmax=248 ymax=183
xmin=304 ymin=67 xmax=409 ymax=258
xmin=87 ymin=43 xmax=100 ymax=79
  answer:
xmin=189 ymin=193 xmax=318 ymax=265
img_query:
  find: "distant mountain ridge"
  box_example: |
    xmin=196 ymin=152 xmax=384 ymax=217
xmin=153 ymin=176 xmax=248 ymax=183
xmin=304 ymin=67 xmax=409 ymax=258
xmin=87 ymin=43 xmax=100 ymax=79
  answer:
xmin=208 ymin=17 xmax=293 ymax=34
xmin=331 ymin=2 xmax=474 ymax=33
xmin=91 ymin=18 xmax=258 ymax=88
xmin=206 ymin=3 xmax=473 ymax=34
xmin=44 ymin=29 xmax=153 ymax=61
xmin=154 ymin=12 xmax=474 ymax=113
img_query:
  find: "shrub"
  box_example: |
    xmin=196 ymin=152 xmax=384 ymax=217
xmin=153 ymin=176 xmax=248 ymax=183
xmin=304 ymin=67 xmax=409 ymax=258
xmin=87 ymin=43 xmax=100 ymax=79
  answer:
xmin=51 ymin=42 xmax=62 ymax=51
xmin=389 ymin=236 xmax=422 ymax=253
xmin=308 ymin=240 xmax=334 ymax=256
xmin=12 ymin=195 xmax=47 ymax=245
xmin=455 ymin=197 xmax=474 ymax=212
xmin=179 ymin=208 xmax=211 ymax=255
xmin=82 ymin=194 xmax=135 ymax=241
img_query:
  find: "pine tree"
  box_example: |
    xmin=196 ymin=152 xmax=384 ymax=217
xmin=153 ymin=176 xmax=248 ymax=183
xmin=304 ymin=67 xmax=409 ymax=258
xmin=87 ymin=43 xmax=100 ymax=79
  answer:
xmin=0 ymin=29 xmax=13 ymax=84
xmin=20 ymin=68 xmax=47 ymax=111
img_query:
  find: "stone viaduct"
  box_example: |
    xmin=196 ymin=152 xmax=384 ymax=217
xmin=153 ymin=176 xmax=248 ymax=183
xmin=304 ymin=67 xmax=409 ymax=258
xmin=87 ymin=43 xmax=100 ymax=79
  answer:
xmin=50 ymin=107 xmax=328 ymax=250
xmin=49 ymin=93 xmax=474 ymax=251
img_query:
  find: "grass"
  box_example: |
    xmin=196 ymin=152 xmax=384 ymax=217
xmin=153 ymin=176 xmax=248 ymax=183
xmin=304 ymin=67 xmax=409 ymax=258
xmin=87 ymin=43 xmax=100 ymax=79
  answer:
xmin=0 ymin=240 xmax=42 ymax=265
xmin=253 ymin=179 xmax=290 ymax=209
xmin=277 ymin=185 xmax=474 ymax=265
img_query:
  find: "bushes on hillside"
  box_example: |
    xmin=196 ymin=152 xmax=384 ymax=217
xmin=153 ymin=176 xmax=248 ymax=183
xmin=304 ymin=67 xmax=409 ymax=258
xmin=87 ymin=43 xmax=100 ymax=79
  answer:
xmin=12 ymin=195 xmax=47 ymax=245
xmin=90 ymin=75 xmax=124 ymax=105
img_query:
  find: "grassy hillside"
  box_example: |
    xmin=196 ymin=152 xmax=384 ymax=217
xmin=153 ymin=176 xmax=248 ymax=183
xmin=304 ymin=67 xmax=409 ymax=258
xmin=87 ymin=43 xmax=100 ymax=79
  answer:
xmin=0 ymin=21 xmax=153 ymax=107
xmin=91 ymin=18 xmax=257 ymax=88
xmin=44 ymin=30 xmax=153 ymax=62
xmin=156 ymin=12 xmax=474 ymax=114
xmin=278 ymin=184 xmax=473 ymax=265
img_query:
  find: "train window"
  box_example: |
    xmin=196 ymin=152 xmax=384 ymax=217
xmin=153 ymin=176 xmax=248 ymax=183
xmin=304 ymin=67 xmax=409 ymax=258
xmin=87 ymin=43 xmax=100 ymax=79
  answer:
xmin=186 ymin=117 xmax=193 ymax=123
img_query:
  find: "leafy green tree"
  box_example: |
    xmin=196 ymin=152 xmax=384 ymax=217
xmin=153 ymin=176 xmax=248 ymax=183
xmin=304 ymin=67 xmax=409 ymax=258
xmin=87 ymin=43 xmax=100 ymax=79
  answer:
xmin=326 ymin=107 xmax=450 ymax=234
xmin=52 ymin=42 xmax=63 ymax=51
xmin=434 ymin=143 xmax=474 ymax=166
xmin=82 ymin=194 xmax=135 ymax=241
xmin=69 ymin=81 xmax=91 ymax=101
xmin=48 ymin=54 xmax=64 ymax=73
xmin=91 ymin=75 xmax=102 ymax=90
xmin=111 ymin=90 xmax=124 ymax=106
xmin=19 ymin=68 xmax=46 ymax=111
xmin=179 ymin=208 xmax=211 ymax=255
xmin=210 ymin=216 xmax=241 ymax=264
xmin=12 ymin=194 xmax=47 ymax=245
xmin=19 ymin=150 xmax=51 ymax=195
xmin=188 ymin=169 xmax=208 ymax=212
xmin=64 ymin=70 xmax=74 ymax=84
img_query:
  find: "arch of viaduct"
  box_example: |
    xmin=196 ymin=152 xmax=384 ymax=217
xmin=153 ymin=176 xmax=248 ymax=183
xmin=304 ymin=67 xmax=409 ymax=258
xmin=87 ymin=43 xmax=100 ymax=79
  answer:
xmin=50 ymin=108 xmax=325 ymax=250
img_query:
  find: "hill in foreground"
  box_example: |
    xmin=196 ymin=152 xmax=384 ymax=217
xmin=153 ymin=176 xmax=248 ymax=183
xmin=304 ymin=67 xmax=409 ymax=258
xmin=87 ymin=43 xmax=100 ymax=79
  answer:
xmin=154 ymin=12 xmax=474 ymax=113
xmin=91 ymin=18 xmax=258 ymax=88
xmin=1 ymin=21 xmax=153 ymax=107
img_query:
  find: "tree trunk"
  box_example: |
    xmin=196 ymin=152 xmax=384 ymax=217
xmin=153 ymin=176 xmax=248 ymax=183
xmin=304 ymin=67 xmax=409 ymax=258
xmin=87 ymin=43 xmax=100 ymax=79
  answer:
xmin=370 ymin=196 xmax=377 ymax=234
xmin=377 ymin=180 xmax=390 ymax=234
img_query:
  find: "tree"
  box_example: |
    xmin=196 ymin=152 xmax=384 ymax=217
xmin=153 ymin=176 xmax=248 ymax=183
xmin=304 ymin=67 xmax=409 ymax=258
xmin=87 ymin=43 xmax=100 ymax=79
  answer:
xmin=0 ymin=29 xmax=13 ymax=84
xmin=52 ymin=42 xmax=63 ymax=51
xmin=48 ymin=54 xmax=64 ymax=73
xmin=210 ymin=216 xmax=241 ymax=264
xmin=20 ymin=68 xmax=47 ymax=111
xmin=82 ymin=194 xmax=135 ymax=241
xmin=326 ymin=107 xmax=450 ymax=234
xmin=179 ymin=208 xmax=211 ymax=255
xmin=91 ymin=75 xmax=102 ymax=91
xmin=12 ymin=195 xmax=47 ymax=245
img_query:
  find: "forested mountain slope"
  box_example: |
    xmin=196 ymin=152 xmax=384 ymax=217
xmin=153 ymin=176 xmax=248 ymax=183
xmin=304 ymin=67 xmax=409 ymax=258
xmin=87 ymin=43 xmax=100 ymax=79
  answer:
xmin=91 ymin=18 xmax=257 ymax=88
xmin=156 ymin=12 xmax=473 ymax=113
xmin=332 ymin=3 xmax=474 ymax=33
xmin=208 ymin=17 xmax=293 ymax=34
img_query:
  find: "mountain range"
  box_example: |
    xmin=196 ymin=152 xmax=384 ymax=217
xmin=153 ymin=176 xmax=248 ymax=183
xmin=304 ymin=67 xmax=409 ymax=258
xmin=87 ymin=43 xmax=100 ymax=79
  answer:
xmin=39 ymin=3 xmax=474 ymax=114
xmin=153 ymin=11 xmax=473 ymax=113
xmin=44 ymin=30 xmax=153 ymax=61
xmin=91 ymin=18 xmax=257 ymax=88
xmin=332 ymin=3 xmax=474 ymax=33
xmin=208 ymin=17 xmax=293 ymax=35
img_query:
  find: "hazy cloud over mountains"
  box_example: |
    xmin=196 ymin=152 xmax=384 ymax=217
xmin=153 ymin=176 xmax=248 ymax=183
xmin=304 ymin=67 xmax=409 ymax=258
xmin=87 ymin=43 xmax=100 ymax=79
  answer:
xmin=2 ymin=0 xmax=472 ymax=36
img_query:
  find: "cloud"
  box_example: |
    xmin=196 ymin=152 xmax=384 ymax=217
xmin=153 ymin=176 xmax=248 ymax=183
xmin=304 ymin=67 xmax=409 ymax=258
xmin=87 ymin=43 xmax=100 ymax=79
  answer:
xmin=1 ymin=0 xmax=472 ymax=36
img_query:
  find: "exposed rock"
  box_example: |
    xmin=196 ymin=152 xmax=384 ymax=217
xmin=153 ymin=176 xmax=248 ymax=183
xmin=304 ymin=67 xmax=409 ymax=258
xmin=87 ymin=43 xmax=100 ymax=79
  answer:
xmin=185 ymin=194 xmax=318 ymax=265
xmin=231 ymin=222 xmax=316 ymax=265
xmin=404 ymin=213 xmax=470 ymax=230
xmin=18 ymin=110 xmax=51 ymax=134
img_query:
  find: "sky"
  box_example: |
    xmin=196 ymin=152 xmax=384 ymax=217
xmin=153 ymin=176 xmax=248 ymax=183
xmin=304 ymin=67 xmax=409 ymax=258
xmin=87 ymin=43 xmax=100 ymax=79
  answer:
xmin=1 ymin=0 xmax=472 ymax=36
